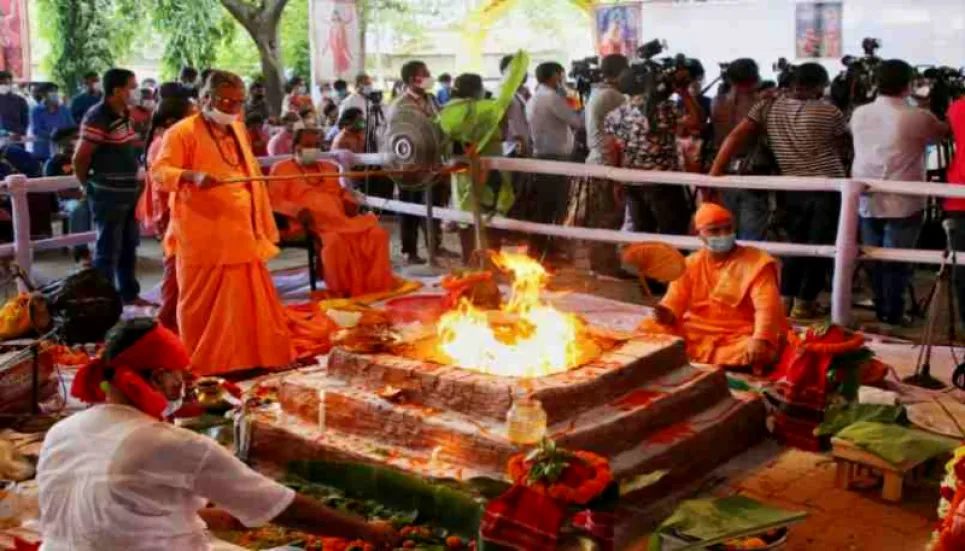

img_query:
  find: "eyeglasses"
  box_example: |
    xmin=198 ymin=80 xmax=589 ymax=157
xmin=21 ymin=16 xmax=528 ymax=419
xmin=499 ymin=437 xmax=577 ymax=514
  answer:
xmin=212 ymin=94 xmax=246 ymax=113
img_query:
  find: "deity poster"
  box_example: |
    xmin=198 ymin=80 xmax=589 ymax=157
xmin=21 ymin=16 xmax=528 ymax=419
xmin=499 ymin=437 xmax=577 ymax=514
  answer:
xmin=795 ymin=1 xmax=843 ymax=59
xmin=594 ymin=3 xmax=642 ymax=58
xmin=310 ymin=0 xmax=363 ymax=83
xmin=0 ymin=0 xmax=29 ymax=80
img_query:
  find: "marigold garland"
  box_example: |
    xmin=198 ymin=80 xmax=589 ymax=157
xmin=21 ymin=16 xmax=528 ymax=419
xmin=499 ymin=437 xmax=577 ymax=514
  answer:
xmin=508 ymin=449 xmax=613 ymax=505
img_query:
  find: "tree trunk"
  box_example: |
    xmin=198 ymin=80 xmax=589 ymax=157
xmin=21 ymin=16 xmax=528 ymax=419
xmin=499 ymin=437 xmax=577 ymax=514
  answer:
xmin=220 ymin=0 xmax=291 ymax=117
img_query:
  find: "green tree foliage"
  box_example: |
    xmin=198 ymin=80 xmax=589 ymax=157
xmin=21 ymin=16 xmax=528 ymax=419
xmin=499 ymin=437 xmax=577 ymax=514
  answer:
xmin=149 ymin=0 xmax=235 ymax=81
xmin=35 ymin=0 xmax=139 ymax=93
xmin=215 ymin=0 xmax=308 ymax=81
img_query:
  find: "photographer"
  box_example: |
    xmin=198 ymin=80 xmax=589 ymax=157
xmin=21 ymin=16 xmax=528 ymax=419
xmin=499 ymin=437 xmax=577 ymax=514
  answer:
xmin=710 ymin=59 xmax=770 ymax=240
xmin=711 ymin=63 xmax=850 ymax=320
xmin=852 ymin=59 xmax=948 ymax=326
xmin=944 ymin=95 xmax=965 ymax=327
xmin=602 ymin=63 xmax=701 ymax=236
xmin=569 ymin=54 xmax=630 ymax=276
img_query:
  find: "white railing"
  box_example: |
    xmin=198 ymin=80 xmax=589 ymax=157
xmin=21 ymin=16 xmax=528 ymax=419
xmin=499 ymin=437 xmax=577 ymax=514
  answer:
xmin=2 ymin=151 xmax=961 ymax=327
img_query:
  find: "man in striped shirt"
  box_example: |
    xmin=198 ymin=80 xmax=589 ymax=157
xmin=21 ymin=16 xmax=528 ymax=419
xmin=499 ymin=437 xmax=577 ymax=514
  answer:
xmin=711 ymin=63 xmax=850 ymax=319
xmin=74 ymin=68 xmax=147 ymax=305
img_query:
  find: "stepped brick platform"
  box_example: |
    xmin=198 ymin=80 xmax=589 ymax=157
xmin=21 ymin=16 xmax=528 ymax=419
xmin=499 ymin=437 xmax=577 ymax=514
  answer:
xmin=250 ymin=332 xmax=765 ymax=483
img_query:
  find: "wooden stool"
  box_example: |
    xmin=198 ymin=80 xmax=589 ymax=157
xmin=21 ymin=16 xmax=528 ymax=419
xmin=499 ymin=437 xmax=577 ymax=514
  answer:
xmin=831 ymin=437 xmax=933 ymax=502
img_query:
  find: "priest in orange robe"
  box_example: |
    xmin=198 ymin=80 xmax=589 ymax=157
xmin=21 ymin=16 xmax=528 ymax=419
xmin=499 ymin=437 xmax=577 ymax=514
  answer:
xmin=640 ymin=203 xmax=787 ymax=372
xmin=150 ymin=71 xmax=333 ymax=375
xmin=268 ymin=127 xmax=396 ymax=298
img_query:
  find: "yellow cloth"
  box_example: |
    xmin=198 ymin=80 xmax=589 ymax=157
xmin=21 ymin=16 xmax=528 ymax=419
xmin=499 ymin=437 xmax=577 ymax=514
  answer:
xmin=268 ymin=159 xmax=396 ymax=298
xmin=641 ymin=246 xmax=787 ymax=367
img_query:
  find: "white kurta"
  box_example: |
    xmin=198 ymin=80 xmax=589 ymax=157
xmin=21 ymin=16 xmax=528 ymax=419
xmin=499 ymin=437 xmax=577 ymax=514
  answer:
xmin=37 ymin=404 xmax=295 ymax=551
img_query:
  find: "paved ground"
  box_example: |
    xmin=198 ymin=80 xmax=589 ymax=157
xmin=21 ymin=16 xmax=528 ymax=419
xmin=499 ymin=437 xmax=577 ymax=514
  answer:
xmin=23 ymin=219 xmax=951 ymax=551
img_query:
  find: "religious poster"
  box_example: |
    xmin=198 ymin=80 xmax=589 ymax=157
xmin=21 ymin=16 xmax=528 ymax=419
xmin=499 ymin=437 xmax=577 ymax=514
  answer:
xmin=594 ymin=3 xmax=642 ymax=58
xmin=309 ymin=0 xmax=363 ymax=84
xmin=0 ymin=0 xmax=29 ymax=80
xmin=795 ymin=1 xmax=843 ymax=59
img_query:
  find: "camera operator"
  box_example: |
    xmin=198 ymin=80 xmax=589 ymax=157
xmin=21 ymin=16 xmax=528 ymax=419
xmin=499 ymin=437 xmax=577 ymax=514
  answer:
xmin=566 ymin=54 xmax=630 ymax=276
xmin=710 ymin=59 xmax=770 ymax=241
xmin=525 ymin=61 xmax=585 ymax=260
xmin=603 ymin=63 xmax=701 ymax=236
xmin=943 ymin=95 xmax=965 ymax=327
xmin=851 ymin=60 xmax=948 ymax=327
xmin=711 ymin=63 xmax=850 ymax=320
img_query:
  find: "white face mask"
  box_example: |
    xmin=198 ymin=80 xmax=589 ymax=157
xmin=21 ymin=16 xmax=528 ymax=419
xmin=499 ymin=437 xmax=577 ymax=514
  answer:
xmin=362 ymin=85 xmax=373 ymax=95
xmin=126 ymin=88 xmax=141 ymax=107
xmin=47 ymin=93 xmax=60 ymax=105
xmin=297 ymin=147 xmax=321 ymax=165
xmin=411 ymin=77 xmax=431 ymax=91
xmin=295 ymin=85 xmax=307 ymax=95
xmin=914 ymin=85 xmax=931 ymax=97
xmin=142 ymin=99 xmax=157 ymax=111
xmin=204 ymin=106 xmax=239 ymax=125
xmin=0 ymin=85 xmax=11 ymax=95
xmin=92 ymin=82 xmax=102 ymax=94
xmin=705 ymin=233 xmax=737 ymax=254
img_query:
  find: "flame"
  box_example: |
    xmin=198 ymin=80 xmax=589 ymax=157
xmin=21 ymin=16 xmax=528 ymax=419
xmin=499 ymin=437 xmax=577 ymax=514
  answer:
xmin=437 ymin=252 xmax=586 ymax=378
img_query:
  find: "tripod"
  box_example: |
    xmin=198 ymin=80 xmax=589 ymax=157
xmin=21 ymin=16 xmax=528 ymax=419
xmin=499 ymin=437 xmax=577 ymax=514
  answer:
xmin=906 ymin=233 xmax=957 ymax=389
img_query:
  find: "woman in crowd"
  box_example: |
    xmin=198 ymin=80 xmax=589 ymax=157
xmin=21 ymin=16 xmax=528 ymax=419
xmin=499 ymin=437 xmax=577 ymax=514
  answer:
xmin=139 ymin=94 xmax=196 ymax=332
xmin=330 ymin=107 xmax=366 ymax=153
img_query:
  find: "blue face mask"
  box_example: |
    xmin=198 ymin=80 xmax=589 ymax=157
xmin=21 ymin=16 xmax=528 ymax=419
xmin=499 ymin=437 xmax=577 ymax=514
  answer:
xmin=706 ymin=233 xmax=737 ymax=254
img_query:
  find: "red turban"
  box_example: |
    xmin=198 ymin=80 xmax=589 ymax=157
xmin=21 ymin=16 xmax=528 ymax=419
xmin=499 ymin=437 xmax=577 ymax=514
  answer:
xmin=694 ymin=202 xmax=733 ymax=230
xmin=71 ymin=324 xmax=191 ymax=407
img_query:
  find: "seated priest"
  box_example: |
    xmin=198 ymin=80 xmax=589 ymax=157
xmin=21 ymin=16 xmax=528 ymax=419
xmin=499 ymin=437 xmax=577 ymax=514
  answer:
xmin=268 ymin=126 xmax=397 ymax=298
xmin=37 ymin=318 xmax=396 ymax=551
xmin=637 ymin=202 xmax=787 ymax=373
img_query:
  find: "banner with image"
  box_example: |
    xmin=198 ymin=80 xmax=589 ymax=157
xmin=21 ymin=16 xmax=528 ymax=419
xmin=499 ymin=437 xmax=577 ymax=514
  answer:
xmin=594 ymin=3 xmax=642 ymax=57
xmin=0 ymin=0 xmax=29 ymax=80
xmin=310 ymin=0 xmax=363 ymax=84
xmin=795 ymin=1 xmax=843 ymax=59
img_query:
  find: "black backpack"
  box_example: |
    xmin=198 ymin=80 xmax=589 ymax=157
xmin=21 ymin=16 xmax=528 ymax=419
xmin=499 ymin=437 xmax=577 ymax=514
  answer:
xmin=41 ymin=268 xmax=122 ymax=344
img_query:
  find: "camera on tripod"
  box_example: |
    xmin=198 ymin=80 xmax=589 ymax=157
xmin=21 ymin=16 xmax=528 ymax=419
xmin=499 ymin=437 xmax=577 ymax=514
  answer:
xmin=569 ymin=56 xmax=603 ymax=99
xmin=830 ymin=37 xmax=882 ymax=114
xmin=620 ymin=39 xmax=696 ymax=102
xmin=364 ymin=89 xmax=384 ymax=105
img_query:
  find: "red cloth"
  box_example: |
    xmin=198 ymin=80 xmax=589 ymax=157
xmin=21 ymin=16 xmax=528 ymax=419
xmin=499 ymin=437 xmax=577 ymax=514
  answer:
xmin=572 ymin=510 xmax=616 ymax=551
xmin=13 ymin=537 xmax=40 ymax=551
xmin=945 ymin=97 xmax=965 ymax=211
xmin=481 ymin=485 xmax=567 ymax=551
xmin=70 ymin=324 xmax=191 ymax=405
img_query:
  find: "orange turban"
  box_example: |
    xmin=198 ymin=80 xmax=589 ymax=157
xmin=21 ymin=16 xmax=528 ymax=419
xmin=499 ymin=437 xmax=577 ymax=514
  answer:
xmin=694 ymin=202 xmax=733 ymax=230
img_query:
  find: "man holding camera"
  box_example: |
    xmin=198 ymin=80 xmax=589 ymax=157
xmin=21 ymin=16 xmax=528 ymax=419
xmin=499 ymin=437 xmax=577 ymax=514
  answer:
xmin=603 ymin=63 xmax=702 ymax=237
xmin=569 ymin=54 xmax=630 ymax=276
xmin=710 ymin=59 xmax=771 ymax=241
xmin=851 ymin=59 xmax=947 ymax=327
xmin=712 ymin=63 xmax=849 ymax=320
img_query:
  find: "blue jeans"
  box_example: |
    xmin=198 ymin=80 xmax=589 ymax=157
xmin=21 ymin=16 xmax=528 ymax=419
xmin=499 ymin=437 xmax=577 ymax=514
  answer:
xmin=91 ymin=202 xmax=140 ymax=302
xmin=860 ymin=215 xmax=921 ymax=322
xmin=722 ymin=189 xmax=769 ymax=241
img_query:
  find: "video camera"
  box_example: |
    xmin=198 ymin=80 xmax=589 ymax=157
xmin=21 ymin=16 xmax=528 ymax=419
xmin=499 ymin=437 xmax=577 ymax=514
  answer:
xmin=918 ymin=66 xmax=965 ymax=120
xmin=569 ymin=56 xmax=603 ymax=100
xmin=772 ymin=57 xmax=797 ymax=89
xmin=364 ymin=89 xmax=384 ymax=105
xmin=620 ymin=39 xmax=698 ymax=103
xmin=830 ymin=37 xmax=883 ymax=114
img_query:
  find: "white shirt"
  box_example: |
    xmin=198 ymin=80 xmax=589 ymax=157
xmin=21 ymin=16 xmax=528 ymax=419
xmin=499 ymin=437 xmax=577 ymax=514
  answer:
xmin=38 ymin=404 xmax=295 ymax=551
xmin=502 ymin=91 xmax=531 ymax=154
xmin=851 ymin=95 xmax=948 ymax=218
xmin=526 ymin=84 xmax=583 ymax=158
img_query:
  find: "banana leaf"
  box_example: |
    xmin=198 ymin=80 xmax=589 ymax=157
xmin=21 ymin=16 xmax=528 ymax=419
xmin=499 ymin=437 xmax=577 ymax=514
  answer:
xmin=287 ymin=460 xmax=484 ymax=538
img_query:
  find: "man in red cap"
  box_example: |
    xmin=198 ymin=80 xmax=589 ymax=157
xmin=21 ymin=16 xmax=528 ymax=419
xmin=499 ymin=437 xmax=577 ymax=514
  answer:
xmin=639 ymin=203 xmax=788 ymax=373
xmin=36 ymin=318 xmax=395 ymax=551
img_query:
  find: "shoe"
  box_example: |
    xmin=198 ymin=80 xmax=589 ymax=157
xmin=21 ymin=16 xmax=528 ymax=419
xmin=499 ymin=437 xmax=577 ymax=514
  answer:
xmin=434 ymin=247 xmax=461 ymax=259
xmin=790 ymin=299 xmax=822 ymax=320
xmin=405 ymin=254 xmax=426 ymax=265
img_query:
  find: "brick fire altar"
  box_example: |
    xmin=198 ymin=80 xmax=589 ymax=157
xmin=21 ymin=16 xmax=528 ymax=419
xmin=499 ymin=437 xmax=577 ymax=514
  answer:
xmin=250 ymin=330 xmax=764 ymax=486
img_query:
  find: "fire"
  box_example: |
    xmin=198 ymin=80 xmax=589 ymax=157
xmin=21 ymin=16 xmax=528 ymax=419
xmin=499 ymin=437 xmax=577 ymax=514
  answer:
xmin=437 ymin=252 xmax=586 ymax=378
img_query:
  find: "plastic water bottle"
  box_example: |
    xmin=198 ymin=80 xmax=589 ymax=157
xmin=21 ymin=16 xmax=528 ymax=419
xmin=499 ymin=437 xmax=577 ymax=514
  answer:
xmin=506 ymin=390 xmax=547 ymax=446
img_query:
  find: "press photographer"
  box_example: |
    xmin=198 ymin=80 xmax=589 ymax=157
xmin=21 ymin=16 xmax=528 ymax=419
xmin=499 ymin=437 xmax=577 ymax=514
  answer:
xmin=602 ymin=42 xmax=702 ymax=237
xmin=568 ymin=54 xmax=630 ymax=277
xmin=830 ymin=37 xmax=883 ymax=115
